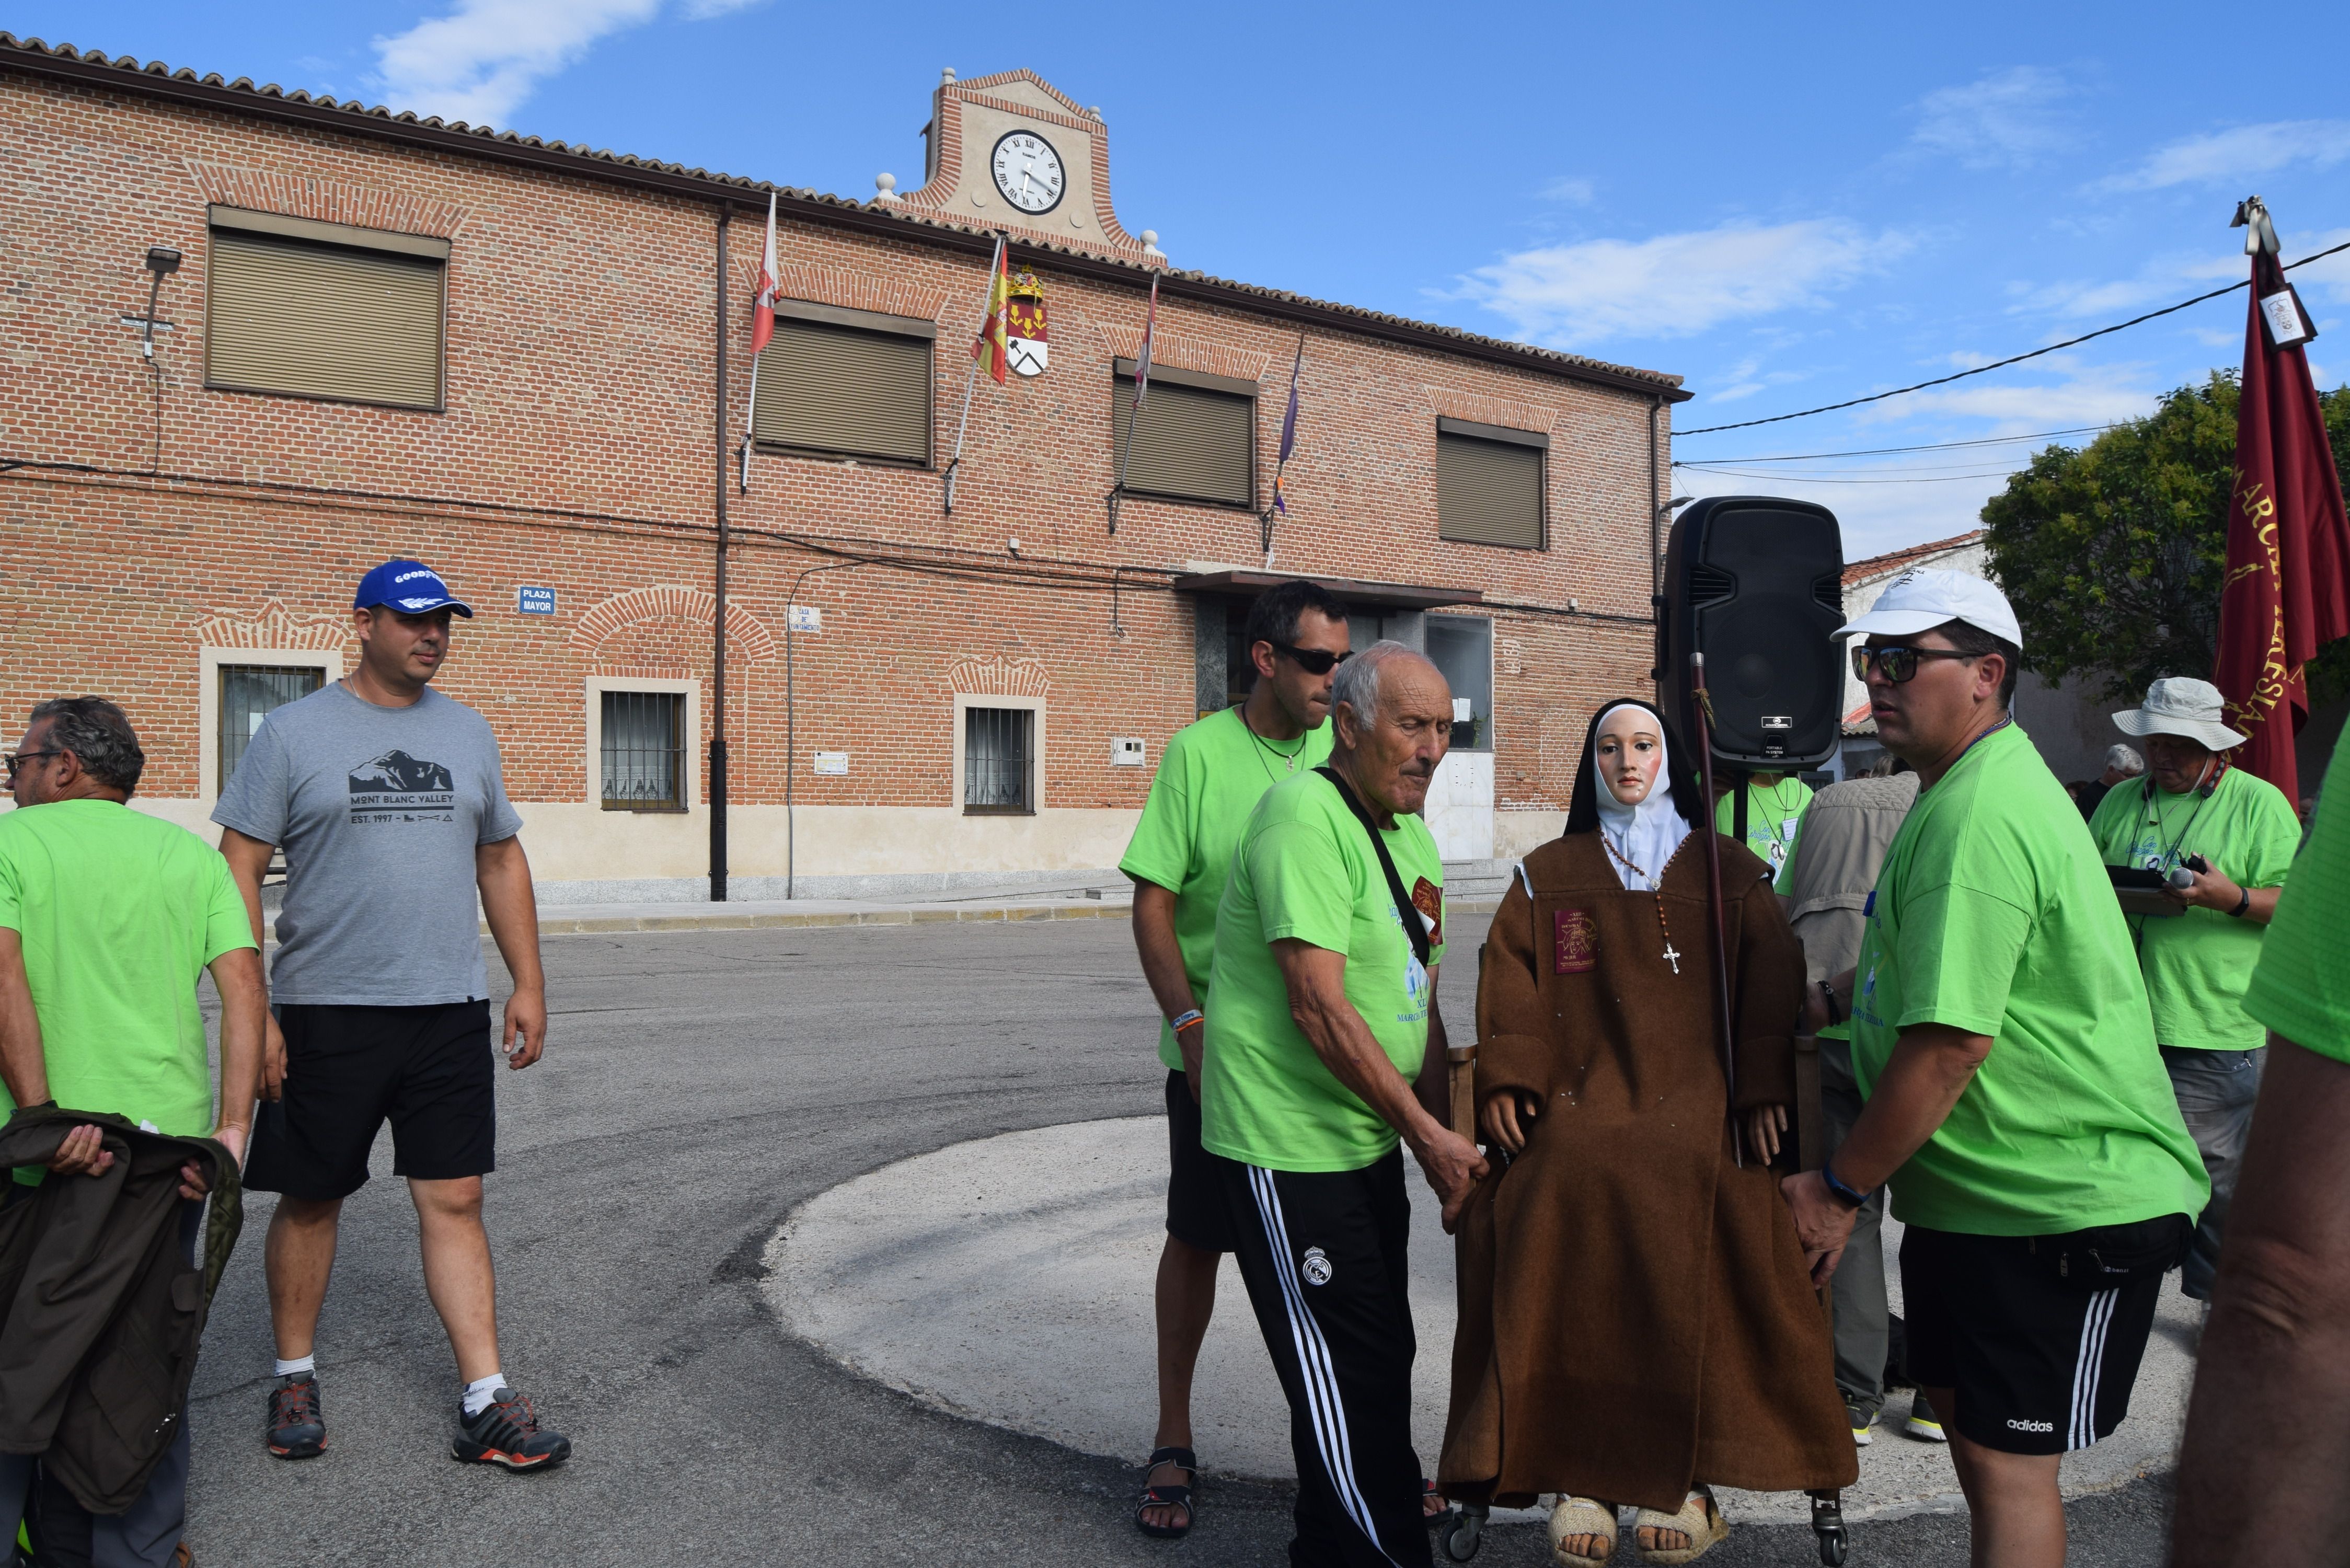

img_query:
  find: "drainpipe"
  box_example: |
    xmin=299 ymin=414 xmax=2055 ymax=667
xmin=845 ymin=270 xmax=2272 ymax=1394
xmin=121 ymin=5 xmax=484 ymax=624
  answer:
xmin=711 ymin=205 xmax=731 ymax=902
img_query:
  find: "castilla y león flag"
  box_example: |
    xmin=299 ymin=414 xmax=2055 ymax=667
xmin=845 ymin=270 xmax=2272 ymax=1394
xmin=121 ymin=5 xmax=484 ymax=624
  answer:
xmin=2216 ymin=199 xmax=2350 ymax=804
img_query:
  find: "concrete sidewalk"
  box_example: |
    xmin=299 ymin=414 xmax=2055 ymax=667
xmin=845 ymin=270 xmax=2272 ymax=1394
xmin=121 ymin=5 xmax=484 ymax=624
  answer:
xmin=519 ymin=889 xmax=1503 ymax=935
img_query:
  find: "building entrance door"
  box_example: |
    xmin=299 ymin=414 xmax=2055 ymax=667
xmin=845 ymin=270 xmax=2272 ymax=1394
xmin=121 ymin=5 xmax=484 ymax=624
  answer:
xmin=1423 ymin=615 xmax=1494 ymax=860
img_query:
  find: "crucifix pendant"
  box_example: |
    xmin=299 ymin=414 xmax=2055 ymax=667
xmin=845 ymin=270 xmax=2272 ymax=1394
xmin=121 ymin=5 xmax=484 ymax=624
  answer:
xmin=1661 ymin=942 xmax=1682 ymax=974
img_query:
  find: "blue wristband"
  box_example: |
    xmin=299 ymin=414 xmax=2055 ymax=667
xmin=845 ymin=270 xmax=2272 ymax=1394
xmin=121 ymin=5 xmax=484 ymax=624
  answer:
xmin=1169 ymin=1009 xmax=1204 ymax=1034
xmin=1820 ymin=1161 xmax=1872 ymax=1209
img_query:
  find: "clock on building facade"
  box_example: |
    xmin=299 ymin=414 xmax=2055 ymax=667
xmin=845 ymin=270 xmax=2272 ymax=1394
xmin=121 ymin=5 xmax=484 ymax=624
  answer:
xmin=989 ymin=131 xmax=1064 ymax=214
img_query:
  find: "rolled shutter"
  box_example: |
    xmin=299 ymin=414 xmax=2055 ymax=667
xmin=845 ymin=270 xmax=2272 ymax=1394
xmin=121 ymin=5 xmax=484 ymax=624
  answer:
xmin=752 ymin=318 xmax=932 ymax=465
xmin=205 ymin=232 xmax=444 ymax=408
xmin=1437 ymin=432 xmax=1545 ymax=549
xmin=1117 ymin=377 xmax=1252 ymax=506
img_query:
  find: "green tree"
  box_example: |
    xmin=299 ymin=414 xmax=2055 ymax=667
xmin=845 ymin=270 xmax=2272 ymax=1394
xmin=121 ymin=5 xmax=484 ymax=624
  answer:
xmin=1982 ymin=371 xmax=2350 ymax=704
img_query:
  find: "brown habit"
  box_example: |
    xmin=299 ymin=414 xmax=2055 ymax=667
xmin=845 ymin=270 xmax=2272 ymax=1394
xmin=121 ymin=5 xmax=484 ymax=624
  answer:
xmin=1438 ymin=831 xmax=1856 ymax=1511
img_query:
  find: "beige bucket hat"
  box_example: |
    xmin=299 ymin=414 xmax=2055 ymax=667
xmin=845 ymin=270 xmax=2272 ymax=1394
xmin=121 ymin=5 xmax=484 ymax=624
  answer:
xmin=2111 ymin=677 xmax=2247 ymax=751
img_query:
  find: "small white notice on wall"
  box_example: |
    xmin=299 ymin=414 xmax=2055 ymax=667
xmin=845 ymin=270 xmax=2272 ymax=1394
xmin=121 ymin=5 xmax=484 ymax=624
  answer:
xmin=1110 ymin=737 xmax=1146 ymax=766
xmin=812 ymin=751 xmax=849 ymax=776
xmin=789 ymin=605 xmax=823 ymax=633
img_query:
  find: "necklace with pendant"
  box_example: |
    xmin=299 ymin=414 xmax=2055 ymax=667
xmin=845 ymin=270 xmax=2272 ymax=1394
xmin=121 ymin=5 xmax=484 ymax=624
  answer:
xmin=1599 ymin=834 xmax=1684 ymax=974
xmin=1239 ymin=707 xmax=1306 ymax=782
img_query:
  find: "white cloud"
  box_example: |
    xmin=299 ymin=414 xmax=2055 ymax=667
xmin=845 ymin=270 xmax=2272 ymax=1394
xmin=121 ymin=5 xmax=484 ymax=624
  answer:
xmin=1913 ymin=67 xmax=2073 ymax=168
xmin=1874 ymin=359 xmax=2159 ymax=431
xmin=371 ymin=0 xmax=757 ymax=126
xmin=1457 ymin=220 xmax=1913 ymax=347
xmin=1539 ymin=177 xmax=1596 ymax=205
xmin=2103 ymin=120 xmax=2350 ymax=191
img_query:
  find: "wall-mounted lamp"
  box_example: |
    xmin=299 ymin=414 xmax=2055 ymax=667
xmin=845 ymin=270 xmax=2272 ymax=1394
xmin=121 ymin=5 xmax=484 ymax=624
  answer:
xmin=136 ymin=245 xmax=183 ymax=360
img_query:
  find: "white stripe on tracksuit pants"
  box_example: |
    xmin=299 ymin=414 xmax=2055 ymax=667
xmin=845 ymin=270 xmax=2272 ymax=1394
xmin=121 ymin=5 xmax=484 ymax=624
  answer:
xmin=1222 ymin=1149 xmax=1431 ymax=1568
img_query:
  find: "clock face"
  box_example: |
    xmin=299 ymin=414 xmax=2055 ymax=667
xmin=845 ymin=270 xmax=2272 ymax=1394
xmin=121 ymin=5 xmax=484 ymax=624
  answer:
xmin=990 ymin=132 xmax=1065 ymax=215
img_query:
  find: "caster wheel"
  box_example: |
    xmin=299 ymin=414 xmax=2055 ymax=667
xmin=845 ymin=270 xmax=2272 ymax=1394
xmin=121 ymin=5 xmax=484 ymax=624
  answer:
xmin=1817 ymin=1528 xmax=1848 ymax=1565
xmin=1441 ymin=1509 xmax=1485 ymax=1561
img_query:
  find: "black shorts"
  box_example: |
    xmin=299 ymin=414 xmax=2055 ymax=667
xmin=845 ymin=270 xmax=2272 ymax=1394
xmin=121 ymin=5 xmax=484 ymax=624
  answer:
xmin=1900 ymin=1223 xmax=2165 ymax=1455
xmin=1165 ymin=1069 xmax=1238 ymax=1254
xmin=245 ymin=1001 xmax=497 ymax=1201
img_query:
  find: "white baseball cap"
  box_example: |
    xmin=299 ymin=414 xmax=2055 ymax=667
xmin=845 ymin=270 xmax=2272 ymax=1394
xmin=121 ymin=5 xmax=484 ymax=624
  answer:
xmin=1835 ymin=567 xmax=2023 ymax=649
xmin=2112 ymin=677 xmax=2246 ymax=751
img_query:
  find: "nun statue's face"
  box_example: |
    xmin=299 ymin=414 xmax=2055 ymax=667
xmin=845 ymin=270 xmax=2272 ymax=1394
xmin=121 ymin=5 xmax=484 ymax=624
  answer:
xmin=1595 ymin=708 xmax=1664 ymax=806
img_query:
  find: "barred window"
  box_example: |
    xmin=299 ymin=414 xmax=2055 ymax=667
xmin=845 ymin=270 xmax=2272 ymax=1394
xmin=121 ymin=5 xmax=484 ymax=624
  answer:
xmin=601 ymin=691 xmax=686 ymax=811
xmin=218 ymin=664 xmax=325 ymax=788
xmin=964 ymin=707 xmax=1034 ymax=814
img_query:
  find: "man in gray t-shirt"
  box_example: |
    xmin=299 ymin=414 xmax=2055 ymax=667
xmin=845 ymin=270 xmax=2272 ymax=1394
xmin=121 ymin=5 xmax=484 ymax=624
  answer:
xmin=215 ymin=558 xmax=570 ymax=1473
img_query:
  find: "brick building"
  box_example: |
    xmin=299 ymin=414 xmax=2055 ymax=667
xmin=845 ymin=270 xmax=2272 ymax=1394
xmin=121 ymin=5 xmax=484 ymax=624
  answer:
xmin=0 ymin=38 xmax=1688 ymax=900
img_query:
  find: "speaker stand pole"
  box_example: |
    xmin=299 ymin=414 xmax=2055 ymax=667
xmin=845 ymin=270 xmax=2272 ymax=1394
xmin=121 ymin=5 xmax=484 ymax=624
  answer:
xmin=1733 ymin=766 xmax=1750 ymax=852
xmin=1690 ymin=653 xmax=1743 ymax=1169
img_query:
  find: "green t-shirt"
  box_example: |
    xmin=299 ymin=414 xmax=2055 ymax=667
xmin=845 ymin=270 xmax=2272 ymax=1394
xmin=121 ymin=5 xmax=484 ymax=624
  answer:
xmin=1118 ymin=707 xmax=1334 ymax=1070
xmin=1200 ymin=771 xmax=1446 ymax=1173
xmin=2087 ymin=766 xmax=2302 ymax=1051
xmin=1849 ymin=724 xmax=2207 ymax=1236
xmin=0 ymin=800 xmax=256 ymax=1157
xmin=2245 ymin=727 xmax=2350 ymax=1060
xmin=1718 ymin=776 xmax=1813 ymax=875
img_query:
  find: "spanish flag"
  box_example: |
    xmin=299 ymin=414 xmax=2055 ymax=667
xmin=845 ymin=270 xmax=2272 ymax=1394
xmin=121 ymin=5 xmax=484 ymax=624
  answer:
xmin=973 ymin=240 xmax=1012 ymax=385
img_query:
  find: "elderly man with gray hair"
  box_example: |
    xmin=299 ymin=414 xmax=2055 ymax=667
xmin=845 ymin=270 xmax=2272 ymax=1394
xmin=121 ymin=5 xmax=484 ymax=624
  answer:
xmin=1198 ymin=641 xmax=1485 ymax=1568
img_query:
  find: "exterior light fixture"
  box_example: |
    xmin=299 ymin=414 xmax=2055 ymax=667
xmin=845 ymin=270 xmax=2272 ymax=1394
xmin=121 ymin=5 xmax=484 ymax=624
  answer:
xmin=136 ymin=245 xmax=183 ymax=359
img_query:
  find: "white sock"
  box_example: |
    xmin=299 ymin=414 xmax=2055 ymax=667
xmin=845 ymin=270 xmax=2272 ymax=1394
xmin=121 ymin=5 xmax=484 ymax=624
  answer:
xmin=462 ymin=1373 xmax=506 ymax=1417
xmin=274 ymin=1355 xmax=316 ymax=1379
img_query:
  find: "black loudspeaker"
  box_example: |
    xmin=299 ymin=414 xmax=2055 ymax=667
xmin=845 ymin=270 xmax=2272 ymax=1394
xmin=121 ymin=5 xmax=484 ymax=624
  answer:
xmin=1654 ymin=497 xmax=1846 ymax=768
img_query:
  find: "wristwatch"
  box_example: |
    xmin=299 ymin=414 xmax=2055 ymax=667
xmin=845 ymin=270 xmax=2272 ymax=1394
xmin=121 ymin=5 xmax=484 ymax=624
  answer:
xmin=2228 ymin=886 xmax=2252 ymax=919
xmin=1819 ymin=1160 xmax=1872 ymax=1210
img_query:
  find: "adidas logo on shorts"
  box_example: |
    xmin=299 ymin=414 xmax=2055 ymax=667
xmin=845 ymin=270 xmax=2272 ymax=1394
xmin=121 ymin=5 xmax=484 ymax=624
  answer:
xmin=2007 ymin=1419 xmax=2055 ymax=1433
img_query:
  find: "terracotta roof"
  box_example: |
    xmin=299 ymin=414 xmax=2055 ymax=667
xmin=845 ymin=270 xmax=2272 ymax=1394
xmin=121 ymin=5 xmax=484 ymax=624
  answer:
xmin=0 ymin=35 xmax=1688 ymax=402
xmin=1842 ymin=528 xmax=1986 ymax=587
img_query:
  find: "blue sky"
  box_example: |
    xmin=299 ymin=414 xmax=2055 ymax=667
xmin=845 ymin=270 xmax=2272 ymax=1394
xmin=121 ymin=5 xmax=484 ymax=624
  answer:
xmin=24 ymin=1 xmax=2350 ymax=561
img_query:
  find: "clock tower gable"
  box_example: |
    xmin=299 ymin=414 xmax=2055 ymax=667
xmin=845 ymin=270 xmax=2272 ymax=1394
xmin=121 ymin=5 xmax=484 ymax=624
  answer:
xmin=901 ymin=68 xmax=1160 ymax=264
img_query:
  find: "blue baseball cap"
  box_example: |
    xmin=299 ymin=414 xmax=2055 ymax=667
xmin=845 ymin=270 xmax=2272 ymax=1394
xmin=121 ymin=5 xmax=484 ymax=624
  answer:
xmin=354 ymin=559 xmax=474 ymax=618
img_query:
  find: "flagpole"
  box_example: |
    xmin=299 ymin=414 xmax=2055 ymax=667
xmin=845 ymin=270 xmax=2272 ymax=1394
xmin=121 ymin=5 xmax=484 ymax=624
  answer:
xmin=739 ymin=351 xmax=758 ymax=495
xmin=1109 ymin=270 xmax=1160 ymax=537
xmin=944 ymin=234 xmax=1005 ymax=516
xmin=1261 ymin=332 xmax=1303 ymax=563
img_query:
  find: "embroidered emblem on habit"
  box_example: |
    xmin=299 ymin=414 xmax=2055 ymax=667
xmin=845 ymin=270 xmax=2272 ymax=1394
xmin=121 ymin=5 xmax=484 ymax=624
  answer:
xmin=1301 ymin=1247 xmax=1334 ymax=1286
xmin=1554 ymin=909 xmax=1598 ymax=974
xmin=1411 ymin=877 xmax=1444 ymax=948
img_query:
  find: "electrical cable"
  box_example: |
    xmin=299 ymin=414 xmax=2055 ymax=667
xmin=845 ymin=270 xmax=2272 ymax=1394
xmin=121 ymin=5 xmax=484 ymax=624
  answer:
xmin=1676 ymin=237 xmax=2350 ymax=437
xmin=1676 ymin=425 xmax=2115 ymax=464
xmin=1674 ymin=465 xmax=2038 ymax=485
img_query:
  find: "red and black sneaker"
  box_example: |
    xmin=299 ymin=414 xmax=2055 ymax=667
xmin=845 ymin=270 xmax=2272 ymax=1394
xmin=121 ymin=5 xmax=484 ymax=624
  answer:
xmin=266 ymin=1371 xmax=326 ymax=1460
xmin=451 ymin=1386 xmax=571 ymax=1472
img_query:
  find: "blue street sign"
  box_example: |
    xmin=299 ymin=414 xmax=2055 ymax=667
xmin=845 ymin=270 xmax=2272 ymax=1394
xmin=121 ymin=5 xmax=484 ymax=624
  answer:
xmin=516 ymin=586 xmax=556 ymax=616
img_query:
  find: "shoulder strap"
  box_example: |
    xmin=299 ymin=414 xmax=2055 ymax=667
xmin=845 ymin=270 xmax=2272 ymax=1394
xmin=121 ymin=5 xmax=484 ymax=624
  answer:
xmin=1313 ymin=766 xmax=1433 ymax=967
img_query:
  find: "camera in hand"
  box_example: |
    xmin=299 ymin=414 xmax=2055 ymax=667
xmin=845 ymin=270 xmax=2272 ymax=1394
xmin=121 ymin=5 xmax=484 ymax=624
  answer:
xmin=2107 ymin=856 xmax=2204 ymax=917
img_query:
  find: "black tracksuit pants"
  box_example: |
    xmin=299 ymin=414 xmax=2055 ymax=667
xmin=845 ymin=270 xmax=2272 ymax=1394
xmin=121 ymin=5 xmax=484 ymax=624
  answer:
xmin=1219 ymin=1147 xmax=1430 ymax=1568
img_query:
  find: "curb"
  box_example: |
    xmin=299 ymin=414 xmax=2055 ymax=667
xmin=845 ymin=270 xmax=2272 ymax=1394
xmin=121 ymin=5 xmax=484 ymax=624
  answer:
xmin=519 ymin=895 xmax=1502 ymax=936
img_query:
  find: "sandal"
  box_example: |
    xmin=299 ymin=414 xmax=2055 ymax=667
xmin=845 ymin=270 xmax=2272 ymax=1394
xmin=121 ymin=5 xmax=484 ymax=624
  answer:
xmin=1548 ymin=1495 xmax=1618 ymax=1567
xmin=1634 ymin=1486 xmax=1729 ymax=1564
xmin=1134 ymin=1445 xmax=1197 ymax=1539
xmin=1423 ymin=1477 xmax=1447 ymax=1520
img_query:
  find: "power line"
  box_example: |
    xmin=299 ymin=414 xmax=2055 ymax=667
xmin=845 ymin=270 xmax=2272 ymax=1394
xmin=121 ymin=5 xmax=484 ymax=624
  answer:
xmin=1675 ymin=425 xmax=2114 ymax=464
xmin=1676 ymin=237 xmax=2350 ymax=438
xmin=1676 ymin=466 xmax=2029 ymax=485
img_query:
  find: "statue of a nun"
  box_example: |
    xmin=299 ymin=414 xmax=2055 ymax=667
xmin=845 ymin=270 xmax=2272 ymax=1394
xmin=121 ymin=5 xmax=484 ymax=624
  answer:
xmin=1437 ymin=699 xmax=1854 ymax=1565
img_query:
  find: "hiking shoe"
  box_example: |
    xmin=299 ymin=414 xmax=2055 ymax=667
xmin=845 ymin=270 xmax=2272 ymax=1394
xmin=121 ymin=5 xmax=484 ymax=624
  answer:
xmin=1904 ymin=1393 xmax=1948 ymax=1443
xmin=1846 ymin=1399 xmax=1876 ymax=1447
xmin=266 ymin=1371 xmax=326 ymax=1459
xmin=451 ymin=1386 xmax=571 ymax=1471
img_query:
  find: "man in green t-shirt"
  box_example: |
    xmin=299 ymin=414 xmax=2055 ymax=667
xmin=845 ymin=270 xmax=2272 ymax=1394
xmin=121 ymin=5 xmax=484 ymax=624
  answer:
xmin=1715 ymin=770 xmax=1813 ymax=874
xmin=1199 ymin=641 xmax=1484 ymax=1568
xmin=1782 ymin=570 xmax=2205 ymax=1568
xmin=2088 ymin=677 xmax=2300 ymax=1302
xmin=0 ymin=697 xmax=266 ymax=1564
xmin=1116 ymin=579 xmax=1345 ymax=1537
xmin=2174 ymin=722 xmax=2350 ymax=1562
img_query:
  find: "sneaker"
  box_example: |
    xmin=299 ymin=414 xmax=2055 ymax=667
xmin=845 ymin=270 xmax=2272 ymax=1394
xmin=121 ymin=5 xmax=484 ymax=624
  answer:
xmin=451 ymin=1386 xmax=571 ymax=1471
xmin=1904 ymin=1393 xmax=1948 ymax=1443
xmin=1846 ymin=1399 xmax=1876 ymax=1447
xmin=266 ymin=1371 xmax=326 ymax=1459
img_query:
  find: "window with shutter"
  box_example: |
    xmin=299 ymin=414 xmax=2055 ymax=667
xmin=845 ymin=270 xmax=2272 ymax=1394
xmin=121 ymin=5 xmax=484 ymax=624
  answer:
xmin=1112 ymin=361 xmax=1254 ymax=508
xmin=752 ymin=312 xmax=934 ymax=466
xmin=1436 ymin=420 xmax=1548 ymax=550
xmin=204 ymin=211 xmax=447 ymax=409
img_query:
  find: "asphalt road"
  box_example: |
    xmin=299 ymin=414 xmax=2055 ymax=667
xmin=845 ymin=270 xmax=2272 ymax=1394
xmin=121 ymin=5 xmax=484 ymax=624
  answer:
xmin=181 ymin=916 xmax=2173 ymax=1566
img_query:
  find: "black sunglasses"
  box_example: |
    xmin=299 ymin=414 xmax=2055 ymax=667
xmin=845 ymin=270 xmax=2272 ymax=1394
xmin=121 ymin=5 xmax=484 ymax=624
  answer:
xmin=1850 ymin=644 xmax=1978 ymax=685
xmin=1271 ymin=642 xmax=1354 ymax=676
xmin=2 ymin=750 xmax=62 ymax=777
